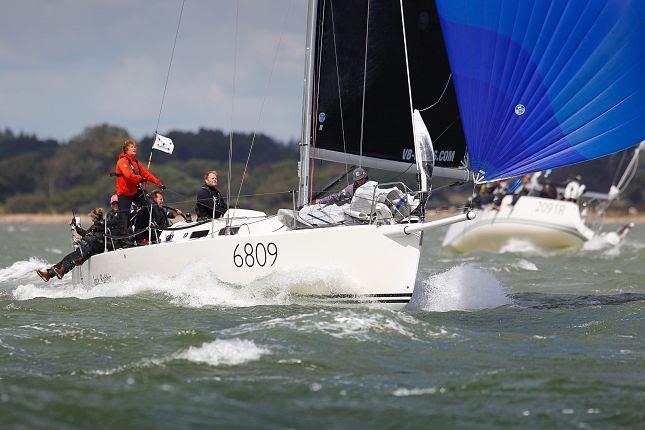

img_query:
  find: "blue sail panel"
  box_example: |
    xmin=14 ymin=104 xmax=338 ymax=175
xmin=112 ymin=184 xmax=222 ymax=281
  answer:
xmin=435 ymin=0 xmax=645 ymax=182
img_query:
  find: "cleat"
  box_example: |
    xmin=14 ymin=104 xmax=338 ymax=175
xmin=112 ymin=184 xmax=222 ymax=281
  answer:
xmin=36 ymin=269 xmax=51 ymax=282
xmin=52 ymin=265 xmax=65 ymax=280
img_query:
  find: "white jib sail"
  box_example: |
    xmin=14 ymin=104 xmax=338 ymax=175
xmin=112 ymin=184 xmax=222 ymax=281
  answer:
xmin=413 ymin=109 xmax=434 ymax=193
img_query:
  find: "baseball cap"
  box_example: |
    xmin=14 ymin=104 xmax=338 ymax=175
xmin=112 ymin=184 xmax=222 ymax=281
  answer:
xmin=353 ymin=167 xmax=367 ymax=182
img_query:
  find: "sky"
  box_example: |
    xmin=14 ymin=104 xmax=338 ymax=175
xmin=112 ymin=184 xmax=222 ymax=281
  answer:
xmin=0 ymin=0 xmax=308 ymax=143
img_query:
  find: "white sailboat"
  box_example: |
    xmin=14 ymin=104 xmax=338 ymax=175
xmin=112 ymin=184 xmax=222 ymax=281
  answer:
xmin=443 ymin=143 xmax=643 ymax=253
xmin=70 ymin=0 xmax=643 ymax=306
xmin=73 ymin=0 xmax=475 ymax=308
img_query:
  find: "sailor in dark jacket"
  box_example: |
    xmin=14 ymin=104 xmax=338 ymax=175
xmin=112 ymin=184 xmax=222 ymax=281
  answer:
xmin=316 ymin=168 xmax=368 ymax=205
xmin=195 ymin=170 xmax=228 ymax=220
xmin=36 ymin=208 xmax=106 ymax=282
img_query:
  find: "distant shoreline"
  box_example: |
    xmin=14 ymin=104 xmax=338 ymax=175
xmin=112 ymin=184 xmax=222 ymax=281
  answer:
xmin=2 ymin=212 xmax=644 ymax=225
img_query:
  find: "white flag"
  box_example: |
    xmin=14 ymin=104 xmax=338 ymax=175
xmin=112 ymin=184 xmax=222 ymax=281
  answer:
xmin=152 ymin=133 xmax=174 ymax=154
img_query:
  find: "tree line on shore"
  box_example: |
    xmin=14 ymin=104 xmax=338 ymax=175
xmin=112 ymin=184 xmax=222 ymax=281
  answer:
xmin=0 ymin=125 xmax=642 ymax=216
xmin=0 ymin=125 xmax=304 ymax=215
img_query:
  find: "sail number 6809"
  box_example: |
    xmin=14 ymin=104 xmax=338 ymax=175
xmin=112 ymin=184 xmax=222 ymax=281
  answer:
xmin=233 ymin=242 xmax=278 ymax=268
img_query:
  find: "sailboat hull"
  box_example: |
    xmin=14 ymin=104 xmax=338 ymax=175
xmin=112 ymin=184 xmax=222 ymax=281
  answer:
xmin=76 ymin=221 xmax=422 ymax=307
xmin=442 ymin=196 xmax=595 ymax=253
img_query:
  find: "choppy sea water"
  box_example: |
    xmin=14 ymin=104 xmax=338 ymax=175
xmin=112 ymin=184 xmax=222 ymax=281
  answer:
xmin=0 ymin=223 xmax=643 ymax=429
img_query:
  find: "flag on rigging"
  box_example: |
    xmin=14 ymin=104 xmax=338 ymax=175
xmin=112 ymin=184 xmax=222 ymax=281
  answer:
xmin=152 ymin=133 xmax=174 ymax=154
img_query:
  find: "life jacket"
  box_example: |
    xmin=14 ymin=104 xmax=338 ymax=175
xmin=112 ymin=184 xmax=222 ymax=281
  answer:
xmin=114 ymin=153 xmax=161 ymax=196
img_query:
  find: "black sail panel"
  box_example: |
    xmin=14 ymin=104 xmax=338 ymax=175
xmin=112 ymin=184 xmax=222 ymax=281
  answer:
xmin=311 ymin=0 xmax=468 ymax=172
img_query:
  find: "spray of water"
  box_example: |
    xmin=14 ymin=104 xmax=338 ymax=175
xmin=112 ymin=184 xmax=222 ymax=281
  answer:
xmin=408 ymin=264 xmax=511 ymax=312
xmin=0 ymin=257 xmax=49 ymax=284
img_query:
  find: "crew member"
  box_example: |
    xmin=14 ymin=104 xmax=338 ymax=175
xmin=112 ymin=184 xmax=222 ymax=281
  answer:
xmin=150 ymin=189 xmax=184 ymax=228
xmin=195 ymin=170 xmax=227 ymax=220
xmin=114 ymin=139 xmax=164 ymax=236
xmin=105 ymin=194 xmax=121 ymax=250
xmin=36 ymin=208 xmax=106 ymax=282
xmin=563 ymin=174 xmax=586 ymax=202
xmin=316 ymin=167 xmax=368 ymax=205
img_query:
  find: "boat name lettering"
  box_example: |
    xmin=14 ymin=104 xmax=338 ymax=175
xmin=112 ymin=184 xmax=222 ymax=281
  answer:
xmin=93 ymin=273 xmax=112 ymax=285
xmin=535 ymin=201 xmax=565 ymax=215
xmin=233 ymin=242 xmax=278 ymax=268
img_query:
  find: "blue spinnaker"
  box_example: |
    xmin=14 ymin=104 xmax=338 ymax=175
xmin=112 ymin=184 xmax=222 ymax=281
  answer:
xmin=435 ymin=0 xmax=645 ymax=182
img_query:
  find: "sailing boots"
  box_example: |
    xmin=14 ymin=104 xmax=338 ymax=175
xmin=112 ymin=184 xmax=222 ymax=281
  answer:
xmin=36 ymin=269 xmax=52 ymax=282
xmin=52 ymin=265 xmax=66 ymax=279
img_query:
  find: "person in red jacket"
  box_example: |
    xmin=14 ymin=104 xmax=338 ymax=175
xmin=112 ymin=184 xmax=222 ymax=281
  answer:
xmin=115 ymin=139 xmax=164 ymax=237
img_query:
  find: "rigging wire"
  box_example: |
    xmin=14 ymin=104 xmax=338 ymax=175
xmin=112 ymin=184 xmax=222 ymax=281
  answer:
xmin=227 ymin=0 xmax=240 ymax=220
xmin=329 ymin=0 xmax=350 ymax=186
xmin=234 ymin=0 xmax=294 ymax=209
xmin=154 ymin=0 xmax=186 ymax=134
xmin=418 ymin=73 xmax=452 ymax=112
xmin=309 ymin=0 xmax=327 ymax=202
xmin=358 ymin=0 xmax=371 ymax=167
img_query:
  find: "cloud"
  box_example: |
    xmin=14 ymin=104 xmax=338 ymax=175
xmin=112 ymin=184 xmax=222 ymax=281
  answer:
xmin=0 ymin=0 xmax=307 ymax=142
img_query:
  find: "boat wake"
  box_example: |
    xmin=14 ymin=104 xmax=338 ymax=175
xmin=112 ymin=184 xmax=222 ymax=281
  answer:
xmin=11 ymin=262 xmax=297 ymax=307
xmin=408 ymin=264 xmax=511 ymax=312
xmin=0 ymin=257 xmax=49 ymax=284
xmin=9 ymin=261 xmax=369 ymax=308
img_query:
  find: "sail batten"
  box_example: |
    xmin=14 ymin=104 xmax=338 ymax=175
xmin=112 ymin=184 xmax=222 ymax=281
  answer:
xmin=436 ymin=0 xmax=645 ymax=183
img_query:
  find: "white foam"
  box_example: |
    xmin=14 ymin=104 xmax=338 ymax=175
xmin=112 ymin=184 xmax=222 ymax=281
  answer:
xmin=0 ymin=258 xmax=49 ymax=283
xmin=392 ymin=387 xmax=445 ymax=397
xmin=408 ymin=265 xmax=511 ymax=312
xmin=222 ymin=309 xmax=430 ymax=341
xmin=514 ymin=259 xmax=538 ymax=271
xmin=174 ymin=338 xmax=269 ymax=366
xmin=499 ymin=239 xmax=541 ymax=254
xmin=12 ymin=262 xmax=294 ymax=307
xmin=582 ymin=234 xmax=615 ymax=251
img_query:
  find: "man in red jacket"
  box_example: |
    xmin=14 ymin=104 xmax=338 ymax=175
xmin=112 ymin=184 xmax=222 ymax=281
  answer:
xmin=115 ymin=139 xmax=165 ymax=238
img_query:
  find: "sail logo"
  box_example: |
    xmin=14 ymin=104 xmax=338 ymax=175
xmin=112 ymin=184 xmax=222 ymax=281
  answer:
xmin=434 ymin=150 xmax=455 ymax=162
xmin=403 ymin=149 xmax=455 ymax=162
xmin=515 ymin=104 xmax=526 ymax=115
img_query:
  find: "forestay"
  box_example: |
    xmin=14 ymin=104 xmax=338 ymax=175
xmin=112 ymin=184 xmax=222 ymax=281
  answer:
xmin=436 ymin=0 xmax=645 ymax=182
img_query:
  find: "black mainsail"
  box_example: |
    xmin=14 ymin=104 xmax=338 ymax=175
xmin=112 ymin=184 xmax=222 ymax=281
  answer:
xmin=309 ymin=0 xmax=469 ymax=178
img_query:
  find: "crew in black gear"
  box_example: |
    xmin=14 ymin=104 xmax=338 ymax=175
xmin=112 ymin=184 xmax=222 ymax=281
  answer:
xmin=36 ymin=208 xmax=106 ymax=282
xmin=195 ymin=171 xmax=228 ymax=220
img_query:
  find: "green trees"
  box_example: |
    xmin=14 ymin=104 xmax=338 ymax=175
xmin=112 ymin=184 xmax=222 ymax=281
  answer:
xmin=1 ymin=124 xmax=642 ymax=214
xmin=0 ymin=124 xmax=299 ymax=214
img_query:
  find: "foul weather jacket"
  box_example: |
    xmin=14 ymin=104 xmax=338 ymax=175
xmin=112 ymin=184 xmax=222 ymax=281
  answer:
xmin=319 ymin=183 xmax=357 ymax=206
xmin=115 ymin=153 xmax=161 ymax=197
xmin=195 ymin=185 xmax=228 ymax=220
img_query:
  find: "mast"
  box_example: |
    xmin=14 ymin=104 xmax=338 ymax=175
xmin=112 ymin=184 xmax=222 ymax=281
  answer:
xmin=297 ymin=0 xmax=318 ymax=206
